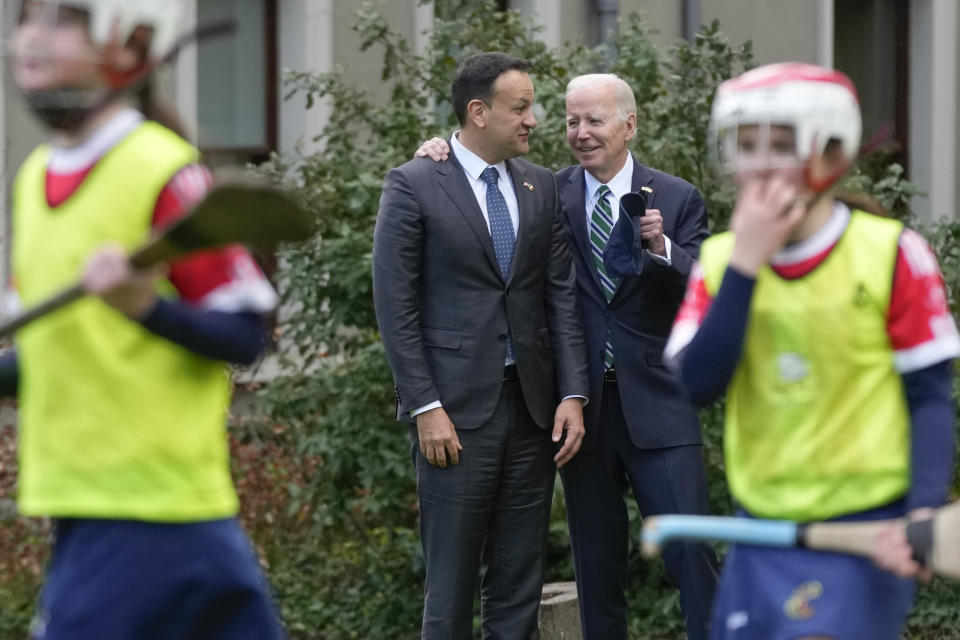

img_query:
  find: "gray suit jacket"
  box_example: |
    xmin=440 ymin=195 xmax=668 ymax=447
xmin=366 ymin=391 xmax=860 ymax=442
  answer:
xmin=373 ymin=150 xmax=588 ymax=430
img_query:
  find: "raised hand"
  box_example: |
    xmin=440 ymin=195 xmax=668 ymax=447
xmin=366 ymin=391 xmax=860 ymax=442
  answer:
xmin=729 ymin=176 xmax=806 ymax=277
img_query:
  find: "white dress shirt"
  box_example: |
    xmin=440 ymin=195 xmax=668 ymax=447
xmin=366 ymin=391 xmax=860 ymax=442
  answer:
xmin=450 ymin=132 xmax=520 ymax=236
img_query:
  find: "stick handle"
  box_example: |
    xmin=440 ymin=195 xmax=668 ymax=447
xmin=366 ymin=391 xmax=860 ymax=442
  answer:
xmin=128 ymin=236 xmax=181 ymax=269
xmin=0 ymin=234 xmax=172 ymax=339
xmin=0 ymin=239 xmax=173 ymax=340
xmin=0 ymin=283 xmax=86 ymax=338
xmin=642 ymin=514 xmax=798 ymax=557
xmin=799 ymin=519 xmax=900 ymax=557
xmin=804 ymin=505 xmax=960 ymax=579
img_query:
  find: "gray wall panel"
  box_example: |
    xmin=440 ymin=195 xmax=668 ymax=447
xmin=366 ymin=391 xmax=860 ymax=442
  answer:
xmin=701 ymin=0 xmax=819 ymax=64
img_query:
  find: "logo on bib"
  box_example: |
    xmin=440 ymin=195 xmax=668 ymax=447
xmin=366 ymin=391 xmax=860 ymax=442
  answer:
xmin=853 ymin=281 xmax=871 ymax=308
xmin=783 ymin=580 xmax=823 ymax=620
xmin=777 ymin=352 xmax=809 ymax=382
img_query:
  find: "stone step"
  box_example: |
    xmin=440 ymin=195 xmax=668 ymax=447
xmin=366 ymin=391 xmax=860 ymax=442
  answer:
xmin=538 ymin=581 xmax=582 ymax=640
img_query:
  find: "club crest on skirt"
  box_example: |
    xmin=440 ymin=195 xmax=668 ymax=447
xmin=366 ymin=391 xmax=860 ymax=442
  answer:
xmin=783 ymin=580 xmax=823 ymax=620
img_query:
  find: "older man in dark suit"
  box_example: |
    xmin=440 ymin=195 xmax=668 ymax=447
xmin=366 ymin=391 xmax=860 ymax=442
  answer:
xmin=373 ymin=52 xmax=589 ymax=640
xmin=557 ymin=73 xmax=717 ymax=640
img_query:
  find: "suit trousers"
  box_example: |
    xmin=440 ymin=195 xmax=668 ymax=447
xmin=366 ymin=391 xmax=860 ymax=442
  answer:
xmin=560 ymin=378 xmax=719 ymax=640
xmin=411 ymin=370 xmax=556 ymax=640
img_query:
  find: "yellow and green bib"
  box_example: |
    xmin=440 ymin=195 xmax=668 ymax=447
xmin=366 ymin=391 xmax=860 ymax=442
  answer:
xmin=12 ymin=122 xmax=237 ymax=521
xmin=699 ymin=210 xmax=908 ymax=521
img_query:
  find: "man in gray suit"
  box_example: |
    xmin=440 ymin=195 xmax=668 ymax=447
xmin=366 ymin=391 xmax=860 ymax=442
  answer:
xmin=373 ymin=52 xmax=589 ymax=640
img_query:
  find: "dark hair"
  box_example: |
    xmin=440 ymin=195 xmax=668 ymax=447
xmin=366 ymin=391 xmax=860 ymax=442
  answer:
xmin=135 ymin=79 xmax=190 ymax=140
xmin=451 ymin=52 xmax=532 ymax=125
xmin=822 ymin=138 xmax=891 ymax=217
xmin=122 ymin=24 xmax=190 ymax=139
xmin=836 ymin=189 xmax=892 ymax=217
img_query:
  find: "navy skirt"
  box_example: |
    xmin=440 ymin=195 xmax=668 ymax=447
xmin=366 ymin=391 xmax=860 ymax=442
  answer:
xmin=709 ymin=507 xmax=915 ymax=640
xmin=31 ymin=518 xmax=286 ymax=640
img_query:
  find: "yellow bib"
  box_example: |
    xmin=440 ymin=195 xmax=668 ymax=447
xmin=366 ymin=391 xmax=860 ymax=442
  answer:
xmin=12 ymin=122 xmax=237 ymax=521
xmin=700 ymin=210 xmax=908 ymax=520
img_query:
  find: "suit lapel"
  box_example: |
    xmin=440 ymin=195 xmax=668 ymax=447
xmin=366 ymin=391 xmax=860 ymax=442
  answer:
xmin=562 ymin=167 xmax=605 ymax=294
xmin=630 ymin=154 xmax=657 ymax=209
xmin=505 ymin=158 xmax=534 ymax=286
xmin=438 ymin=150 xmax=501 ymax=277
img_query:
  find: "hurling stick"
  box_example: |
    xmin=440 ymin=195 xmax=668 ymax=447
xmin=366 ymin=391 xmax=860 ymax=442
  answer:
xmin=641 ymin=501 xmax=960 ymax=579
xmin=0 ymin=180 xmax=313 ymax=337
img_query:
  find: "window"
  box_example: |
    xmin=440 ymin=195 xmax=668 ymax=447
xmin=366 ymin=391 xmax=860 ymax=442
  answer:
xmin=196 ymin=0 xmax=277 ymax=163
xmin=834 ymin=0 xmax=909 ymax=170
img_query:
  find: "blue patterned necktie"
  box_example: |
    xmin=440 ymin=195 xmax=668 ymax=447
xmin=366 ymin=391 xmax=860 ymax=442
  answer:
xmin=481 ymin=166 xmax=516 ymax=280
xmin=589 ymin=184 xmax=619 ymax=370
xmin=481 ymin=166 xmax=517 ymax=361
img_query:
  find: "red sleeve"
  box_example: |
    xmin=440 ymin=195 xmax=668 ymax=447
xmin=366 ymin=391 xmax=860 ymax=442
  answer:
xmin=665 ymin=262 xmax=713 ymax=362
xmin=152 ymin=164 xmax=276 ymax=311
xmin=888 ymin=229 xmax=960 ymax=372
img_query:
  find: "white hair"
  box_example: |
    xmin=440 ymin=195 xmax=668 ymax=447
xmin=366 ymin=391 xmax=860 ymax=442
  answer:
xmin=565 ymin=74 xmax=637 ymax=123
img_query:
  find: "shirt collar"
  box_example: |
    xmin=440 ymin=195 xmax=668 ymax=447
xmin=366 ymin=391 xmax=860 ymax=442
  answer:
xmin=48 ymin=107 xmax=144 ymax=173
xmin=450 ymin=131 xmax=508 ymax=183
xmin=584 ymin=154 xmax=634 ymax=204
xmin=771 ymin=201 xmax=852 ymax=265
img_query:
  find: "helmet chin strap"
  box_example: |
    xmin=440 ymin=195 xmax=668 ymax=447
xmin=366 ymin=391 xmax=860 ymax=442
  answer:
xmin=796 ymin=158 xmax=852 ymax=216
xmin=22 ymin=87 xmax=118 ymax=131
xmin=802 ymin=132 xmax=853 ymax=196
xmin=804 ymin=162 xmax=851 ymax=196
xmin=23 ymin=77 xmax=153 ymax=134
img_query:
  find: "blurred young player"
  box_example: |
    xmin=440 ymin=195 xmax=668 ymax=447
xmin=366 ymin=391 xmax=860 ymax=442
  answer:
xmin=660 ymin=63 xmax=959 ymax=639
xmin=3 ymin=2 xmax=285 ymax=638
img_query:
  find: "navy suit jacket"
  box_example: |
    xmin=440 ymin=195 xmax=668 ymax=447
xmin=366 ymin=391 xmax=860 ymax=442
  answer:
xmin=556 ymin=155 xmax=709 ymax=449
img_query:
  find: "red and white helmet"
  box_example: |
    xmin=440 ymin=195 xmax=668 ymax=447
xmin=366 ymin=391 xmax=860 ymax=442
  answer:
xmin=10 ymin=0 xmax=184 ymax=78
xmin=709 ymin=63 xmax=861 ymax=188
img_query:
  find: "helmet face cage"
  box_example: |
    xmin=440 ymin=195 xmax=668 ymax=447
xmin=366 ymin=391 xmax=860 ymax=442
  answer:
xmin=5 ymin=0 xmax=183 ymax=85
xmin=714 ymin=119 xmax=805 ymax=175
xmin=709 ymin=63 xmax=862 ymax=184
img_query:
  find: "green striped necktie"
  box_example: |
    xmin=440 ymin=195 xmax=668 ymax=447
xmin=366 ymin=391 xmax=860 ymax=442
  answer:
xmin=589 ymin=184 xmax=618 ymax=370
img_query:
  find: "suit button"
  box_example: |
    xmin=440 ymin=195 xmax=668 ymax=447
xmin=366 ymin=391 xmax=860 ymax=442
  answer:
xmin=497 ymin=334 xmax=507 ymax=343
